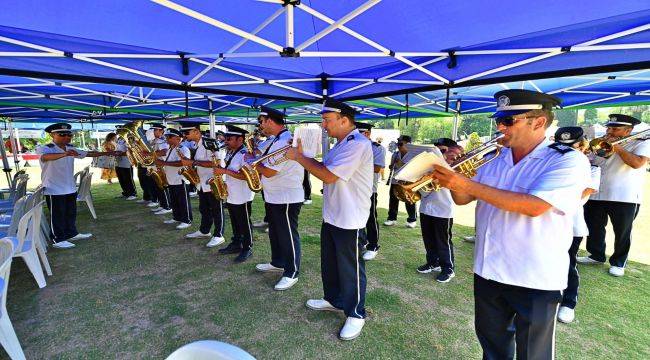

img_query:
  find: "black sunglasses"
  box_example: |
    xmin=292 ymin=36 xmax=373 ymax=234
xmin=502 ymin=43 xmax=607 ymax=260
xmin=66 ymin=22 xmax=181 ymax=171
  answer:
xmin=56 ymin=132 xmax=73 ymax=137
xmin=494 ymin=116 xmax=536 ymax=127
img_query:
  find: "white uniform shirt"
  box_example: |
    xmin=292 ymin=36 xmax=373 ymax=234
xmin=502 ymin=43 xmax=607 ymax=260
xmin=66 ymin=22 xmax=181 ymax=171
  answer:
xmin=36 ymin=143 xmax=87 ymax=195
xmin=151 ymin=137 xmax=169 ymax=160
xmin=473 ymin=140 xmax=591 ymax=290
xmin=225 ymin=146 xmax=255 ymax=205
xmin=389 ymin=150 xmax=409 ymax=185
xmin=419 ymin=188 xmax=454 ymax=218
xmin=163 ymin=145 xmax=191 ymax=186
xmin=371 ymin=142 xmax=386 ymax=193
xmin=115 ymin=140 xmax=132 ymax=168
xmin=589 ymin=139 xmax=650 ymax=204
xmin=573 ymin=165 xmax=601 ymax=237
xmin=323 ymin=129 xmax=373 ymax=229
xmin=193 ymin=137 xmax=220 ymax=193
xmin=260 ymin=129 xmax=304 ymax=204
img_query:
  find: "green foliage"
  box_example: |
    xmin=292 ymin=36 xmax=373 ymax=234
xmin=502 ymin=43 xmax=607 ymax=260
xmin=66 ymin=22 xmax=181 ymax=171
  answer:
xmin=583 ymin=108 xmax=599 ymax=125
xmin=458 ymin=114 xmax=494 ymax=138
xmin=465 ymin=132 xmax=483 ymax=152
xmin=555 ymin=109 xmax=578 ymax=127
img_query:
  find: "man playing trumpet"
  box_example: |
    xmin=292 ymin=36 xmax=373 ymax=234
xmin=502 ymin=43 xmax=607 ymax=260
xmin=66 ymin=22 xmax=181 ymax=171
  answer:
xmin=155 ymin=128 xmax=192 ymax=230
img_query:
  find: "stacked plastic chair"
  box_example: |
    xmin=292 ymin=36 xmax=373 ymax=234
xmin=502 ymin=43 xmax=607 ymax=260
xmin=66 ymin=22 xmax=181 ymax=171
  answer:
xmin=76 ymin=167 xmax=97 ymax=219
xmin=0 ymin=238 xmax=26 ymax=360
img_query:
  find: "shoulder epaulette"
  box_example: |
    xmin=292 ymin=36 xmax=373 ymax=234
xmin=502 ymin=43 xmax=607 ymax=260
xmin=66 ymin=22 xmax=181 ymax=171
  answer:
xmin=548 ymin=143 xmax=573 ymax=154
xmin=347 ymin=134 xmax=355 ymax=141
xmin=372 ymin=141 xmax=380 ymax=146
xmin=239 ymin=149 xmax=247 ymax=154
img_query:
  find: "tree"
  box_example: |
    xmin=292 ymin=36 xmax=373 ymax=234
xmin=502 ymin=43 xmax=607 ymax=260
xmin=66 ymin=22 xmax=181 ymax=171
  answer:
xmin=465 ymin=132 xmax=483 ymax=152
xmin=583 ymin=108 xmax=599 ymax=125
xmin=458 ymin=114 xmax=494 ymax=138
xmin=555 ymin=109 xmax=578 ymax=127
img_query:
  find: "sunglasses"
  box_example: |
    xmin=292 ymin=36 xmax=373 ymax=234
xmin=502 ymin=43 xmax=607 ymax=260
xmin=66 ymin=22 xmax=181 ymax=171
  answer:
xmin=494 ymin=116 xmax=536 ymax=127
xmin=56 ymin=132 xmax=73 ymax=137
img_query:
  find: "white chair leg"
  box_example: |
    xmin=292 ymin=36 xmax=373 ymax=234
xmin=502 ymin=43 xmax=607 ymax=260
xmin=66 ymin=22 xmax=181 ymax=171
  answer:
xmin=35 ymin=243 xmax=52 ymax=276
xmin=85 ymin=197 xmax=97 ymax=220
xmin=19 ymin=250 xmax=46 ymax=288
xmin=0 ymin=312 xmax=26 ymax=360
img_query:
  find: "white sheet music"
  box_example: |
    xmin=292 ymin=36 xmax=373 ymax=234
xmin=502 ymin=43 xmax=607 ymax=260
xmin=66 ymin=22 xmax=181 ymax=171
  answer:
xmin=394 ymin=146 xmax=450 ymax=183
xmin=293 ymin=126 xmax=322 ymax=158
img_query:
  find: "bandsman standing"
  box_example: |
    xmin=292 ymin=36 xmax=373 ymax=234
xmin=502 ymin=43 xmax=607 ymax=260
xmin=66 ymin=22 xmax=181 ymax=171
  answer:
xmin=385 ymin=135 xmax=417 ymax=228
xmin=432 ymin=90 xmax=590 ymax=359
xmin=155 ymin=128 xmax=192 ymax=229
xmin=287 ymin=100 xmax=373 ymax=341
xmin=37 ymin=123 xmax=115 ymax=249
xmin=179 ymin=122 xmax=226 ymax=248
xmin=213 ymin=125 xmax=255 ymax=263
xmin=148 ymin=123 xmax=173 ymax=215
xmin=253 ymin=107 xmax=304 ymax=291
xmin=578 ymin=114 xmax=650 ymax=277
xmin=114 ymin=132 xmax=138 ymax=201
xmin=355 ymin=122 xmax=385 ymax=261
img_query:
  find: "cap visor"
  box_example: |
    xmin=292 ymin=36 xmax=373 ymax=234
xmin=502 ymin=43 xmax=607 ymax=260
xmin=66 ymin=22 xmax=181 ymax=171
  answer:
xmin=490 ymin=110 xmax=529 ymax=118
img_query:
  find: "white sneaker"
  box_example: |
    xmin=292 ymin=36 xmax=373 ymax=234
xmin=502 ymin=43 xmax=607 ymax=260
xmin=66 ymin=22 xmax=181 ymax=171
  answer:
xmin=463 ymin=235 xmax=476 ymax=243
xmin=176 ymin=222 xmax=191 ymax=230
xmin=576 ymin=256 xmax=604 ymax=265
xmin=609 ymin=266 xmax=625 ymax=277
xmin=126 ymin=196 xmax=137 ymax=201
xmin=186 ymin=230 xmax=211 ymax=239
xmin=189 ymin=192 xmax=198 ymax=198
xmin=383 ymin=220 xmax=396 ymax=226
xmin=206 ymin=236 xmax=225 ymax=248
xmin=68 ymin=233 xmax=93 ymax=241
xmin=252 ymin=220 xmax=268 ymax=228
xmin=155 ymin=209 xmax=173 ymax=215
xmin=163 ymin=219 xmax=177 ymax=224
xmin=256 ymin=263 xmax=284 ymax=273
xmin=557 ymin=306 xmax=575 ymax=323
xmin=363 ymin=250 xmax=378 ymax=261
xmin=406 ymin=221 xmax=417 ymax=228
xmin=151 ymin=207 xmax=163 ymax=212
xmin=136 ymin=199 xmax=148 ymax=204
xmin=339 ymin=317 xmax=365 ymax=341
xmin=303 ymin=199 xmax=313 ymax=205
xmin=147 ymin=202 xmax=160 ymax=207
xmin=274 ymin=277 xmax=298 ymax=291
xmin=52 ymin=240 xmax=76 ymax=249
xmin=265 ymin=228 xmax=269 ymax=233
xmin=306 ymin=299 xmax=341 ymax=312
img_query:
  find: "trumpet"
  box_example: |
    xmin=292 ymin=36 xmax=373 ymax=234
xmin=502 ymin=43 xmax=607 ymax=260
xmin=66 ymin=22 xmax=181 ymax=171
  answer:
xmin=393 ymin=134 xmax=504 ymax=204
xmin=177 ymin=147 xmax=201 ymax=185
xmin=241 ymin=139 xmax=293 ymax=192
xmin=588 ymin=128 xmax=650 ymax=158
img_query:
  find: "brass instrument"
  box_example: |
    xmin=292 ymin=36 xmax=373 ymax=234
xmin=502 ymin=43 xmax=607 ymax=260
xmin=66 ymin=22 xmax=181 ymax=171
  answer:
xmin=241 ymin=139 xmax=293 ymax=192
xmin=207 ymin=153 xmax=228 ymax=200
xmin=589 ymin=128 xmax=650 ymax=158
xmin=393 ymin=134 xmax=504 ymax=204
xmin=176 ymin=147 xmax=201 ymax=185
xmin=115 ymin=120 xmax=155 ymax=166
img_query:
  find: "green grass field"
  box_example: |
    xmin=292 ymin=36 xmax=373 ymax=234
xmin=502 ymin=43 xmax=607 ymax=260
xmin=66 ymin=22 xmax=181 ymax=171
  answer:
xmin=3 ymin=182 xmax=650 ymax=359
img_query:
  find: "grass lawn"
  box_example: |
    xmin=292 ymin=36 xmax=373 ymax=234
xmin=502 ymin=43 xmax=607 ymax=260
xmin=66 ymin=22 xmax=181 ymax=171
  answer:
xmin=3 ymin=182 xmax=650 ymax=359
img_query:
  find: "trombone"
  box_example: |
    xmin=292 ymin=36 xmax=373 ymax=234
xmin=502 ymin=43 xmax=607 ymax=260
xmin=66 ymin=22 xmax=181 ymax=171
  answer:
xmin=588 ymin=128 xmax=650 ymax=158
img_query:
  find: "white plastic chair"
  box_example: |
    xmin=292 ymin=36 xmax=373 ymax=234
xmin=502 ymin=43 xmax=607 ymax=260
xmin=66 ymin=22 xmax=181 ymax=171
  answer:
xmin=3 ymin=202 xmax=47 ymax=288
xmin=0 ymin=171 xmax=26 ymax=200
xmin=0 ymin=238 xmax=26 ymax=360
xmin=0 ymin=177 xmax=28 ymax=214
xmin=166 ymin=340 xmax=256 ymax=360
xmin=76 ymin=170 xmax=97 ymax=219
xmin=0 ymin=197 xmax=28 ymax=237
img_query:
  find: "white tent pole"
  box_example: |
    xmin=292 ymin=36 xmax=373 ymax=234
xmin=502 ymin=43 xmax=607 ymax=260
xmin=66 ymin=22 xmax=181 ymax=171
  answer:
xmin=452 ymin=100 xmax=461 ymax=140
xmin=80 ymin=122 xmax=86 ymax=149
xmin=209 ymin=100 xmax=216 ymax=138
xmin=7 ymin=121 xmax=19 ymax=171
xmin=0 ymin=127 xmax=12 ymax=186
xmin=286 ymin=2 xmax=294 ymax=48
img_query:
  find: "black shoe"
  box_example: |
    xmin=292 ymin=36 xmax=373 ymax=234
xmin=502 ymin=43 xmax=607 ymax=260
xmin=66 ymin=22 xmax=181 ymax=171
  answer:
xmin=218 ymin=243 xmax=242 ymax=255
xmin=417 ymin=263 xmax=441 ymax=274
xmin=234 ymin=249 xmax=253 ymax=263
xmin=436 ymin=269 xmax=455 ymax=283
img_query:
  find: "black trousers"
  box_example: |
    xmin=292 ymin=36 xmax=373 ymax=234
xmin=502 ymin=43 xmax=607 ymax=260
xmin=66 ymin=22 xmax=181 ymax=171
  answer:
xmin=267 ymin=202 xmax=302 ymax=278
xmin=387 ymin=184 xmax=417 ymax=222
xmin=227 ymin=201 xmax=253 ymax=251
xmin=474 ymin=274 xmax=561 ymax=360
xmin=46 ymin=193 xmax=78 ymax=242
xmin=155 ymin=184 xmax=171 ymax=210
xmin=320 ymin=222 xmax=366 ymax=319
xmin=115 ymin=166 xmax=137 ymax=197
xmin=261 ymin=191 xmax=269 ymax=223
xmin=169 ymin=183 xmax=192 ymax=224
xmin=420 ymin=214 xmax=454 ymax=271
xmin=360 ymin=193 xmax=379 ymax=251
xmin=303 ymin=169 xmax=312 ymax=200
xmin=198 ymin=189 xmax=224 ymax=237
xmin=584 ymin=200 xmax=640 ymax=267
xmin=136 ymin=166 xmax=155 ymax=201
xmin=562 ymin=236 xmax=582 ymax=309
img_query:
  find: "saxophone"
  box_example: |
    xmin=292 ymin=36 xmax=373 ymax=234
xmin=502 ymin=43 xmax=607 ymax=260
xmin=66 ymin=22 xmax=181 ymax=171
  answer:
xmin=177 ymin=147 xmax=201 ymax=185
xmin=207 ymin=153 xmax=228 ymax=200
xmin=241 ymin=133 xmax=262 ymax=192
xmin=145 ymin=140 xmax=168 ymax=189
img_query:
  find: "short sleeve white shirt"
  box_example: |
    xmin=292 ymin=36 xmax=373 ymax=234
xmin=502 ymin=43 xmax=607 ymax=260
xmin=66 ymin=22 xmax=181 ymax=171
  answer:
xmin=260 ymin=129 xmax=304 ymax=204
xmin=193 ymin=137 xmax=218 ymax=192
xmin=371 ymin=142 xmax=386 ymax=193
xmin=389 ymin=151 xmax=409 ymax=185
xmin=323 ymin=129 xmax=373 ymax=229
xmin=573 ymin=165 xmax=601 ymax=237
xmin=163 ymin=145 xmax=190 ymax=186
xmin=37 ymin=143 xmax=87 ymax=195
xmin=472 ymin=140 xmax=591 ymax=290
xmin=589 ymin=139 xmax=650 ymax=204
xmin=115 ymin=141 xmax=132 ymax=168
xmin=225 ymin=147 xmax=255 ymax=205
xmin=419 ymin=188 xmax=454 ymax=218
xmin=151 ymin=137 xmax=169 ymax=160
